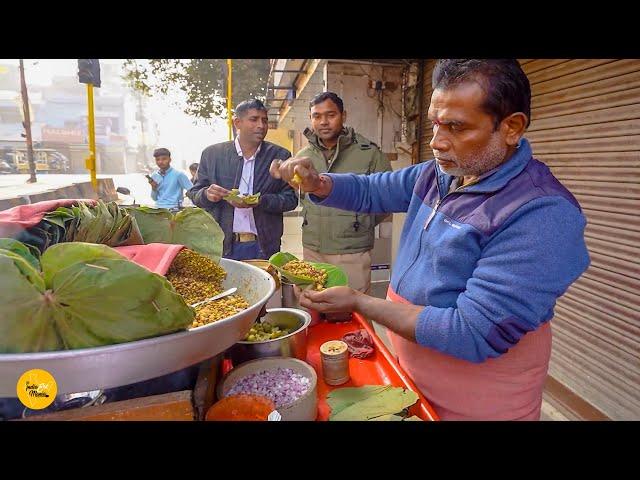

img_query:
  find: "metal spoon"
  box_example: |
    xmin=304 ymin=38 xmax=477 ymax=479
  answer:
xmin=190 ymin=288 xmax=237 ymax=308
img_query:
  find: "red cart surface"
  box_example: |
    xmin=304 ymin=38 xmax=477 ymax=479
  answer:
xmin=222 ymin=312 xmax=439 ymax=421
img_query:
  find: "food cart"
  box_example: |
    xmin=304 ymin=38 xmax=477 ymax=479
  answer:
xmin=0 ymin=199 xmax=438 ymax=421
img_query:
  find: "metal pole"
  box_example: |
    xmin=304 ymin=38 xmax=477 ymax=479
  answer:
xmin=138 ymin=93 xmax=147 ymax=171
xmin=227 ymin=59 xmax=233 ymax=140
xmin=18 ymin=59 xmax=37 ymax=184
xmin=86 ymin=83 xmax=97 ymax=190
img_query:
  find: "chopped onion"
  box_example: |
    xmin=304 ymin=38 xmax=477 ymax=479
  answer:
xmin=227 ymin=368 xmax=311 ymax=408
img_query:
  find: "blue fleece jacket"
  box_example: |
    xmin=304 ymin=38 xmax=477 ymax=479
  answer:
xmin=311 ymin=139 xmax=590 ymax=363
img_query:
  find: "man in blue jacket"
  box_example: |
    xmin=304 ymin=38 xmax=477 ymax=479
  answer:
xmin=271 ymin=59 xmax=590 ymax=420
xmin=148 ymin=148 xmax=193 ymax=209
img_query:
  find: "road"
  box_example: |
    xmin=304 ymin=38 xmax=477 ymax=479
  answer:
xmin=0 ymin=172 xmax=173 ymax=207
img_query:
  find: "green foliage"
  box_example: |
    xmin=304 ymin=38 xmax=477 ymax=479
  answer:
xmin=327 ymin=385 xmax=420 ymax=421
xmin=122 ymin=59 xmax=271 ymax=121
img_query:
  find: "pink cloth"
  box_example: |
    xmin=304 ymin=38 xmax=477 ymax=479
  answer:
xmin=114 ymin=243 xmax=185 ymax=275
xmin=342 ymin=329 xmax=375 ymax=359
xmin=0 ymin=199 xmax=185 ymax=276
xmin=0 ymin=199 xmax=96 ymax=237
xmin=386 ymin=287 xmax=551 ymax=421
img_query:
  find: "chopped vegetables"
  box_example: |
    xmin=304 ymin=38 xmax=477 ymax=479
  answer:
xmin=166 ymin=248 xmax=249 ymax=328
xmin=193 ymin=295 xmax=249 ymax=328
xmin=226 ymin=368 xmax=311 ymax=408
xmin=243 ymin=322 xmax=293 ymax=342
xmin=166 ymin=248 xmax=226 ymax=305
xmin=269 ymin=252 xmax=348 ymax=289
xmin=282 ymin=259 xmax=328 ymax=290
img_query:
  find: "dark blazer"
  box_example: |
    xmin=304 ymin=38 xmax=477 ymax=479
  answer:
xmin=188 ymin=140 xmax=297 ymax=257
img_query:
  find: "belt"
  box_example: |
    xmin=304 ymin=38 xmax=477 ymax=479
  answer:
xmin=233 ymin=232 xmax=258 ymax=243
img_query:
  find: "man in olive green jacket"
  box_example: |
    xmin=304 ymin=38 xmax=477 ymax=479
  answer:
xmin=295 ymin=92 xmax=392 ymax=293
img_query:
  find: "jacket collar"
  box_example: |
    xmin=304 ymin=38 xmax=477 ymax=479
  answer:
xmin=303 ymin=126 xmax=356 ymax=151
xmin=234 ymin=135 xmax=262 ymax=160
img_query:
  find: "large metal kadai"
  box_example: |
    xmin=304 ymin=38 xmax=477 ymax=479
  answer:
xmin=0 ymin=258 xmax=275 ymax=396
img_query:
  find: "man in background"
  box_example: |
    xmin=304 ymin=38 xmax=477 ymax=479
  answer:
xmin=148 ymin=148 xmax=193 ymax=209
xmin=189 ymin=162 xmax=199 ymax=184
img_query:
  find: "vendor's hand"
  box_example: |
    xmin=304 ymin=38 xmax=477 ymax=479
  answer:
xmin=147 ymin=178 xmax=159 ymax=189
xmin=270 ymin=157 xmax=331 ymax=196
xmin=299 ymin=286 xmax=362 ymax=313
xmin=205 ymin=184 xmax=230 ymax=202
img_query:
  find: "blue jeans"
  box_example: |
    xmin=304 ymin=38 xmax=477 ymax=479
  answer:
xmin=227 ymin=240 xmax=267 ymax=261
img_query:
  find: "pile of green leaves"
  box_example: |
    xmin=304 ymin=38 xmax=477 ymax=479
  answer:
xmin=327 ymin=385 xmax=421 ymax=421
xmin=16 ymin=200 xmax=144 ymax=254
xmin=0 ymin=238 xmax=40 ymax=270
xmin=126 ymin=206 xmax=224 ymax=263
xmin=269 ymin=252 xmax=348 ymax=288
xmin=0 ymin=240 xmax=194 ymax=353
xmin=13 ymin=202 xmax=225 ymax=264
xmin=223 ymin=189 xmax=261 ymax=205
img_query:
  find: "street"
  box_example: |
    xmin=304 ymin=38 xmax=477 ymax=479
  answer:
xmin=0 ymin=172 xmax=169 ymax=207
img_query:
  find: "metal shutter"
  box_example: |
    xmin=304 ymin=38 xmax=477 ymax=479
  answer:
xmin=419 ymin=60 xmax=437 ymax=162
xmin=524 ymin=59 xmax=640 ymax=420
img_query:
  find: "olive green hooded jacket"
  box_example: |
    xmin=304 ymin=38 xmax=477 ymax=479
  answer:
xmin=299 ymin=126 xmax=392 ymax=254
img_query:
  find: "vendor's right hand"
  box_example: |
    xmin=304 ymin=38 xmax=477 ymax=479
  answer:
xmin=299 ymin=286 xmax=362 ymax=313
xmin=270 ymin=157 xmax=324 ymax=193
xmin=205 ymin=184 xmax=230 ymax=202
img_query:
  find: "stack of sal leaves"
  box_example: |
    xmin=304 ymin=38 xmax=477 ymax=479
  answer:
xmin=3 ymin=200 xmax=225 ymax=264
xmin=15 ymin=200 xmax=144 ymax=255
xmin=126 ymin=206 xmax=224 ymax=263
xmin=327 ymin=385 xmax=422 ymax=421
xmin=0 ymin=239 xmax=193 ymax=353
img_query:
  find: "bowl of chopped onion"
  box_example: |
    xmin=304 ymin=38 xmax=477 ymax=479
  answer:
xmin=216 ymin=357 xmax=318 ymax=421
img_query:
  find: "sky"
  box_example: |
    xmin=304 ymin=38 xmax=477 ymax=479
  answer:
xmin=0 ymin=59 xmax=228 ymax=169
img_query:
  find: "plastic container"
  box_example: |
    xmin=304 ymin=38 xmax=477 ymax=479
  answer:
xmin=320 ymin=340 xmax=350 ymax=386
xmin=205 ymin=394 xmax=275 ymax=421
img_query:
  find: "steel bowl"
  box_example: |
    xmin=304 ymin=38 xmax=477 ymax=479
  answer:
xmin=0 ymin=258 xmax=275 ymax=397
xmin=228 ymin=308 xmax=311 ymax=366
xmin=216 ymin=356 xmax=318 ymax=421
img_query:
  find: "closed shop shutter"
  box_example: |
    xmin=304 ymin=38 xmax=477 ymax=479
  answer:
xmin=419 ymin=59 xmax=640 ymax=419
xmin=419 ymin=60 xmax=438 ymax=162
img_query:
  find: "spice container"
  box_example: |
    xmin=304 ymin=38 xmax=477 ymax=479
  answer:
xmin=205 ymin=394 xmax=275 ymax=421
xmin=320 ymin=340 xmax=350 ymax=386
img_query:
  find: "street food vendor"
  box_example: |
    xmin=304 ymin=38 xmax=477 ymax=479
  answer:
xmin=270 ymin=59 xmax=590 ymax=420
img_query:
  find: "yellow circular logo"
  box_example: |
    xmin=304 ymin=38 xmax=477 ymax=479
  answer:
xmin=16 ymin=369 xmax=57 ymax=410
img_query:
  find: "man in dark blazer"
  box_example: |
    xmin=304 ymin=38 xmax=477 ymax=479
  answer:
xmin=189 ymin=99 xmax=297 ymax=260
